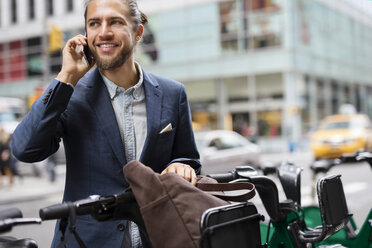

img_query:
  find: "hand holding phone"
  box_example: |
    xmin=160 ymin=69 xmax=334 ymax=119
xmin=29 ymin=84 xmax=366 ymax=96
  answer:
xmin=57 ymin=34 xmax=95 ymax=86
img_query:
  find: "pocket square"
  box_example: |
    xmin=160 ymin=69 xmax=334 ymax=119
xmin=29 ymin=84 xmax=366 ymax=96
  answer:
xmin=159 ymin=123 xmax=173 ymax=134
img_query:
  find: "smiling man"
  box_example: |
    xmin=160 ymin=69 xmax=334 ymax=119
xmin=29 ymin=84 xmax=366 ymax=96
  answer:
xmin=11 ymin=0 xmax=200 ymax=247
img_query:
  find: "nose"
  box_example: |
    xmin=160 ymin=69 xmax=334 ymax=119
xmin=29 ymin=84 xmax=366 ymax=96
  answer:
xmin=98 ymin=22 xmax=113 ymax=39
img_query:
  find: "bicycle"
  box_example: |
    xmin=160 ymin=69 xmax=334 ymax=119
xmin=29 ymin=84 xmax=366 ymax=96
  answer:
xmin=303 ymin=151 xmax=372 ymax=248
xmin=236 ymin=154 xmax=372 ymax=248
xmin=207 ymin=164 xmax=356 ymax=248
xmin=38 ymin=163 xmax=354 ymax=248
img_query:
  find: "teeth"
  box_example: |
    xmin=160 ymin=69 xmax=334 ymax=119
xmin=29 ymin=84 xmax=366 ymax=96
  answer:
xmin=100 ymin=44 xmax=116 ymax=48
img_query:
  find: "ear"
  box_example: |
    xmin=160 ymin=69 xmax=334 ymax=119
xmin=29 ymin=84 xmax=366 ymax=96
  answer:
xmin=135 ymin=25 xmax=144 ymax=41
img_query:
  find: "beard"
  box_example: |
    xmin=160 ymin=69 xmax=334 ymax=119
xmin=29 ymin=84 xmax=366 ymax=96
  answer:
xmin=92 ymin=45 xmax=134 ymax=70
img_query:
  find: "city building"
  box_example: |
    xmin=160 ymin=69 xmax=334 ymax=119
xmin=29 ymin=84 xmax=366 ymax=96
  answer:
xmin=1 ymin=0 xmax=372 ymax=151
xmin=0 ymin=0 xmax=84 ymax=108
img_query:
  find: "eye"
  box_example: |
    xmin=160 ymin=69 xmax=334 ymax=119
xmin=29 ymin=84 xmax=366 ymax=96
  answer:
xmin=88 ymin=21 xmax=99 ymax=27
xmin=111 ymin=18 xmax=125 ymax=25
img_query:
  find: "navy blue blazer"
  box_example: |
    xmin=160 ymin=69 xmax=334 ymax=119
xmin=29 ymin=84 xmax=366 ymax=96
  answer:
xmin=12 ymin=68 xmax=201 ymax=247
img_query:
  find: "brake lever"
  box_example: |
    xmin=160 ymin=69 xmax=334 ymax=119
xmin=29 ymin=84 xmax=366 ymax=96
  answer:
xmin=0 ymin=218 xmax=41 ymax=233
xmin=75 ymin=195 xmax=117 ymax=208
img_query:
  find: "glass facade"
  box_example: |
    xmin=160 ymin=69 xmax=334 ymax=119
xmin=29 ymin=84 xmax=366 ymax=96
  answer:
xmin=1 ymin=0 xmax=372 ymax=148
xmin=294 ymin=0 xmax=372 ymax=80
xmin=137 ymin=0 xmax=285 ymax=66
xmin=135 ymin=0 xmax=372 ymax=143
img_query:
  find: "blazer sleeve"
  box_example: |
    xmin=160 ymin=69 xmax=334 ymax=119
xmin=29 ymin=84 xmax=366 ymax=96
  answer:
xmin=11 ymin=79 xmax=73 ymax=162
xmin=168 ymin=84 xmax=201 ymax=174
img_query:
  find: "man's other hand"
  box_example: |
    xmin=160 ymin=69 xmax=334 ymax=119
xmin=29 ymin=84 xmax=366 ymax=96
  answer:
xmin=161 ymin=163 xmax=197 ymax=186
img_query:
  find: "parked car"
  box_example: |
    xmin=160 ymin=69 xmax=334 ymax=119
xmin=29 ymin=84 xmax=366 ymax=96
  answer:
xmin=194 ymin=130 xmax=261 ymax=174
xmin=0 ymin=97 xmax=26 ymax=134
xmin=310 ymin=114 xmax=372 ymax=160
xmin=0 ymin=110 xmax=19 ymax=134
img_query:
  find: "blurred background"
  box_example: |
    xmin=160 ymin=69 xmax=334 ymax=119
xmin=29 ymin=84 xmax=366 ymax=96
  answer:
xmin=1 ymin=0 xmax=372 ymax=152
xmin=0 ymin=0 xmax=372 ymax=246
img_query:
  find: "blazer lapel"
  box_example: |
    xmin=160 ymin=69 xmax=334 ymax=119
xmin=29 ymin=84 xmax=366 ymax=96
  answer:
xmin=140 ymin=71 xmax=162 ymax=162
xmin=85 ymin=69 xmax=127 ymax=166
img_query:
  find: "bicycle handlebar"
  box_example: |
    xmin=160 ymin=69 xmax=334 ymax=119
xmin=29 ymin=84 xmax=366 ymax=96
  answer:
xmin=206 ymin=165 xmax=257 ymax=183
xmin=0 ymin=208 xmax=22 ymax=220
xmin=39 ymin=194 xmax=118 ymax=220
xmin=39 ymin=190 xmax=146 ymax=236
xmin=356 ymin=151 xmax=372 ymax=168
xmin=206 ymin=171 xmax=236 ymax=182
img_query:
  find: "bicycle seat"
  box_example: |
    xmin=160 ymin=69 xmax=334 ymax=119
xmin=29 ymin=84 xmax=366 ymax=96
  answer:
xmin=0 ymin=236 xmax=37 ymax=248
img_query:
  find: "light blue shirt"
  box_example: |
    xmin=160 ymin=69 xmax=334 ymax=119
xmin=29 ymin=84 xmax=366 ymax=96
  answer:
xmin=101 ymin=63 xmax=147 ymax=161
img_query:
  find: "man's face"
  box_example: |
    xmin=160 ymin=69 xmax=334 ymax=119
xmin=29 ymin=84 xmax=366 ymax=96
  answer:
xmin=85 ymin=0 xmax=138 ymax=70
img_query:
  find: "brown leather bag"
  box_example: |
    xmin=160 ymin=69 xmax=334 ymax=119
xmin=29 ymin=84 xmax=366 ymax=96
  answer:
xmin=123 ymin=161 xmax=256 ymax=248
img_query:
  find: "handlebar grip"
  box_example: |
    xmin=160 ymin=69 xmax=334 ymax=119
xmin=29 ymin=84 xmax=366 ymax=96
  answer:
xmin=39 ymin=203 xmax=70 ymax=220
xmin=0 ymin=208 xmax=22 ymax=220
xmin=206 ymin=172 xmax=236 ymax=183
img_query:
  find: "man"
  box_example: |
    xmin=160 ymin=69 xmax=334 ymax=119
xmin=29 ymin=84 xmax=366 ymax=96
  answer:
xmin=11 ymin=0 xmax=200 ymax=247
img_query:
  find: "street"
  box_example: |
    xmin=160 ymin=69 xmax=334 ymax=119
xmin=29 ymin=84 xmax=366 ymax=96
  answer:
xmin=0 ymin=151 xmax=371 ymax=247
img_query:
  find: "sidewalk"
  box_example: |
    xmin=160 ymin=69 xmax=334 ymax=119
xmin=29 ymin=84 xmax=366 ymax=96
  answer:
xmin=0 ymin=167 xmax=65 ymax=205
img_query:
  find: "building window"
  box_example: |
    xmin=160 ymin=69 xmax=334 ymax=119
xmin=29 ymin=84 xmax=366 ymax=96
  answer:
xmin=0 ymin=41 xmax=27 ymax=82
xmin=67 ymin=0 xmax=74 ymax=12
xmin=29 ymin=0 xmax=35 ymax=20
xmin=219 ymin=1 xmax=238 ymax=52
xmin=47 ymin=0 xmax=54 ymax=16
xmin=26 ymin=37 xmax=43 ymax=77
xmin=11 ymin=0 xmax=17 ymax=24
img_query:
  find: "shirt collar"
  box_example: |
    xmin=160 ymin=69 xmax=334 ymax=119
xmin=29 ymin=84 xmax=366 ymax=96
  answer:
xmin=101 ymin=62 xmax=144 ymax=100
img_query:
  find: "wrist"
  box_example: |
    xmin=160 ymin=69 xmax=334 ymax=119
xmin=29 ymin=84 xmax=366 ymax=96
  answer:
xmin=56 ymin=71 xmax=80 ymax=86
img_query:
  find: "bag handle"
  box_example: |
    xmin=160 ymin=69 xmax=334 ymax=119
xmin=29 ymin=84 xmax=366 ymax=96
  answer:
xmin=197 ymin=182 xmax=256 ymax=202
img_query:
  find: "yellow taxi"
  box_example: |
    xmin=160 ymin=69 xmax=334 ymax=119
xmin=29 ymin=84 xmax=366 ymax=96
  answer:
xmin=310 ymin=114 xmax=372 ymax=160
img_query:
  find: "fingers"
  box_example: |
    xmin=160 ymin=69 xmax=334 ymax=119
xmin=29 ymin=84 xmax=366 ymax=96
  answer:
xmin=190 ymin=169 xmax=197 ymax=186
xmin=65 ymin=34 xmax=87 ymax=49
xmin=161 ymin=163 xmax=197 ymax=186
xmin=63 ymin=35 xmax=88 ymax=61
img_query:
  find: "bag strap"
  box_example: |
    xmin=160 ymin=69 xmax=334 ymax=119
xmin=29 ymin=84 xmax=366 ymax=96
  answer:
xmin=57 ymin=203 xmax=87 ymax=248
xmin=197 ymin=182 xmax=256 ymax=202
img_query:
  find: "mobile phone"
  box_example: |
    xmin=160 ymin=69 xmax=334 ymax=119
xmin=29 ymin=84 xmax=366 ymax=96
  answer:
xmin=83 ymin=33 xmax=93 ymax=66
